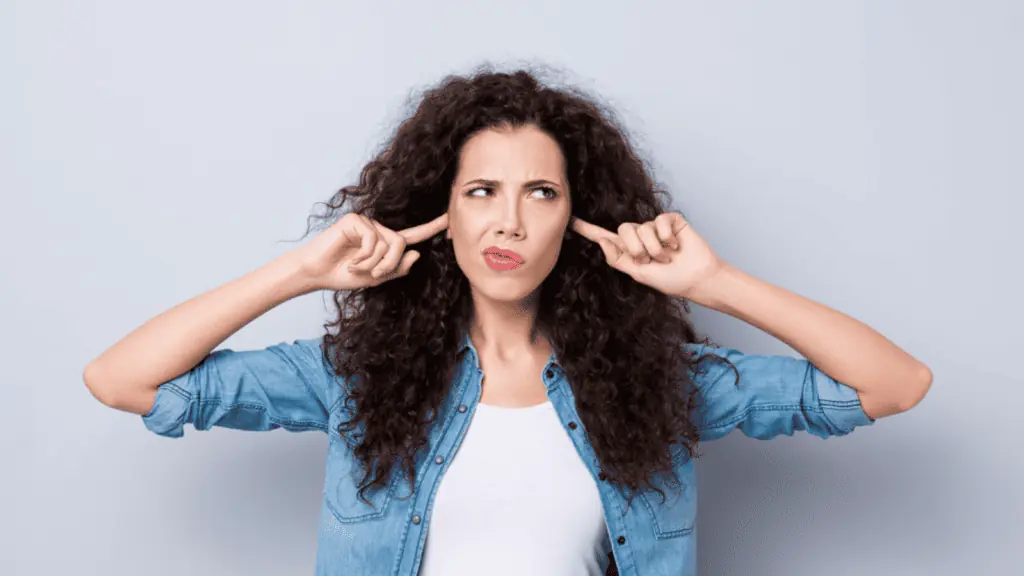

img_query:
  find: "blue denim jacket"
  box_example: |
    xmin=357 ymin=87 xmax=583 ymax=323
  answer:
xmin=141 ymin=330 xmax=875 ymax=575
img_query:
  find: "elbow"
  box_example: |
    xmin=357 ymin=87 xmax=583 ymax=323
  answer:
xmin=83 ymin=362 xmax=119 ymax=407
xmin=898 ymin=364 xmax=933 ymax=412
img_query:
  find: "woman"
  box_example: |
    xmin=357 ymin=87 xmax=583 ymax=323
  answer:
xmin=84 ymin=67 xmax=932 ymax=576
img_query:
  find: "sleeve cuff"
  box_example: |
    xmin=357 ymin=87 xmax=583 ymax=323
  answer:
xmin=815 ymin=370 xmax=876 ymax=434
xmin=141 ymin=376 xmax=191 ymax=438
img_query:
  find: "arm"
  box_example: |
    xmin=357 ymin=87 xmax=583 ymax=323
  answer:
xmin=83 ymin=250 xmax=319 ymax=416
xmin=137 ymin=337 xmax=337 ymax=438
xmin=685 ymin=342 xmax=876 ymax=441
xmin=687 ymin=263 xmax=933 ymax=420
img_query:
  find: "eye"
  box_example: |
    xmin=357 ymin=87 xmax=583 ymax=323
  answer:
xmin=465 ymin=186 xmax=559 ymax=199
xmin=532 ymin=186 xmax=559 ymax=200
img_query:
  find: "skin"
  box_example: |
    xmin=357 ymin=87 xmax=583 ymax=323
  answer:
xmin=570 ymin=212 xmax=933 ymax=419
xmin=444 ymin=124 xmax=572 ymax=404
xmin=91 ymin=121 xmax=929 ymax=419
xmin=373 ymin=123 xmax=931 ymax=415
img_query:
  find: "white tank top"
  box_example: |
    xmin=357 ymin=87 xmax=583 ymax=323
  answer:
xmin=418 ymin=399 xmax=613 ymax=576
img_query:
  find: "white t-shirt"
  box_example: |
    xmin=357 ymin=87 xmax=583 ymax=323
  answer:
xmin=419 ymin=399 xmax=613 ymax=576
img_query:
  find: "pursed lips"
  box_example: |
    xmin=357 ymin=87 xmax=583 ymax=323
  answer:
xmin=482 ymin=247 xmax=525 ymax=263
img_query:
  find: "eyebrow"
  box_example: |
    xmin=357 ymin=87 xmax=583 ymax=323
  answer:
xmin=461 ymin=178 xmax=563 ymax=190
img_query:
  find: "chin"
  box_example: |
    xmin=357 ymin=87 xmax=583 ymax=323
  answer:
xmin=467 ymin=277 xmax=542 ymax=304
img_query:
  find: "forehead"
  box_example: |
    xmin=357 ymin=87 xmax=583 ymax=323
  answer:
xmin=455 ymin=125 xmax=565 ymax=179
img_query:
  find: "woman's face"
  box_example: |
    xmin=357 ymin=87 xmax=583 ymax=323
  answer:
xmin=446 ymin=124 xmax=572 ymax=303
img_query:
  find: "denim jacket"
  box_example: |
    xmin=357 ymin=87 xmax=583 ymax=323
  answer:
xmin=141 ymin=330 xmax=875 ymax=575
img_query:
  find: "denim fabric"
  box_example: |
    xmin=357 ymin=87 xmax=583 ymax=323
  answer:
xmin=142 ymin=330 xmax=874 ymax=575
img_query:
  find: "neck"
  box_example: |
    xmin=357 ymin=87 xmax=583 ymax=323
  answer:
xmin=467 ymin=289 xmax=547 ymax=362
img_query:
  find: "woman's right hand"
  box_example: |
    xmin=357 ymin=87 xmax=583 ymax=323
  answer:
xmin=296 ymin=212 xmax=449 ymax=291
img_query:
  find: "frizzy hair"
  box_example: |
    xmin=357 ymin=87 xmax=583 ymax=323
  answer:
xmin=292 ymin=63 xmax=736 ymax=512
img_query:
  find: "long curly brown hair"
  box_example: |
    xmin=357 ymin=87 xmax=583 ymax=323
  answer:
xmin=294 ymin=64 xmax=735 ymax=513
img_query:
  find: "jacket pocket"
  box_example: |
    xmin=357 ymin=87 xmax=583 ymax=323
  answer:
xmin=637 ymin=457 xmax=697 ymax=539
xmin=324 ymin=435 xmax=395 ymax=523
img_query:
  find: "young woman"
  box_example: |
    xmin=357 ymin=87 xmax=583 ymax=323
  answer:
xmin=84 ymin=67 xmax=932 ymax=576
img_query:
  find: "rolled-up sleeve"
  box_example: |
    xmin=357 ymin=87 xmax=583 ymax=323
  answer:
xmin=683 ymin=342 xmax=876 ymax=442
xmin=142 ymin=337 xmax=337 ymax=438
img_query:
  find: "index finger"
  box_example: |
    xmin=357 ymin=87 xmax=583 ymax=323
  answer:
xmin=397 ymin=212 xmax=449 ymax=245
xmin=570 ymin=216 xmax=617 ymax=244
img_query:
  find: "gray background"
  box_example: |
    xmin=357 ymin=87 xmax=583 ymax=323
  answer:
xmin=4 ymin=1 xmax=1020 ymax=574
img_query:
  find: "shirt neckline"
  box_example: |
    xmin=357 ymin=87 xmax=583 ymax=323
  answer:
xmin=476 ymin=399 xmax=553 ymax=412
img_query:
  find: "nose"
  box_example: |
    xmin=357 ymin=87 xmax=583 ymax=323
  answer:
xmin=496 ymin=197 xmax=524 ymax=239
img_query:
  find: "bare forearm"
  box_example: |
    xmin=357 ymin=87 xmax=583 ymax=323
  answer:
xmin=689 ymin=263 xmax=932 ymax=413
xmin=83 ymin=250 xmax=318 ymax=412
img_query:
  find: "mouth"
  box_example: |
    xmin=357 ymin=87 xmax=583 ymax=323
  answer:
xmin=482 ymin=247 xmax=525 ymax=270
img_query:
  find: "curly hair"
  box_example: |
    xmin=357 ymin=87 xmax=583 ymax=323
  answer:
xmin=294 ymin=63 xmax=736 ymax=513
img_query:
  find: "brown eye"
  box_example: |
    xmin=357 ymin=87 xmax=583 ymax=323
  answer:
xmin=533 ymin=186 xmax=558 ymax=199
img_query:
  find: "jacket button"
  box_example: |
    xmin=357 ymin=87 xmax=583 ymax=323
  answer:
xmin=412 ymin=515 xmax=421 ymax=525
xmin=568 ymin=421 xmax=577 ymax=430
xmin=458 ymin=404 xmax=467 ymax=413
xmin=435 ymin=455 xmax=444 ymax=464
xmin=617 ymin=536 xmax=626 ymax=545
xmin=545 ymin=369 xmax=554 ymax=379
xmin=598 ymin=472 xmax=607 ymax=481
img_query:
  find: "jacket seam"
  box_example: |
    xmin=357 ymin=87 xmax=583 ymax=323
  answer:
xmin=272 ymin=343 xmax=331 ymax=416
xmin=400 ymin=367 xmax=473 ymax=575
xmin=189 ymin=396 xmax=328 ymax=431
xmin=698 ymin=401 xmax=848 ymax=432
xmin=817 ymin=398 xmax=863 ymax=433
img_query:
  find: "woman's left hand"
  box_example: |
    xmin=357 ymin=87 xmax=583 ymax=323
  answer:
xmin=571 ymin=212 xmax=726 ymax=301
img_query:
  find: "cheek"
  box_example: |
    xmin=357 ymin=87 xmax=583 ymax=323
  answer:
xmin=449 ymin=216 xmax=475 ymax=243
xmin=528 ymin=230 xmax=566 ymax=270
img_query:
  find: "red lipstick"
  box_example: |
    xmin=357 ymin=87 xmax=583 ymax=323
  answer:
xmin=482 ymin=246 xmax=524 ymax=271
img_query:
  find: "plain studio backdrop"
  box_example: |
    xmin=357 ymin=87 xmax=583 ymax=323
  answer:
xmin=3 ymin=1 xmax=1020 ymax=574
